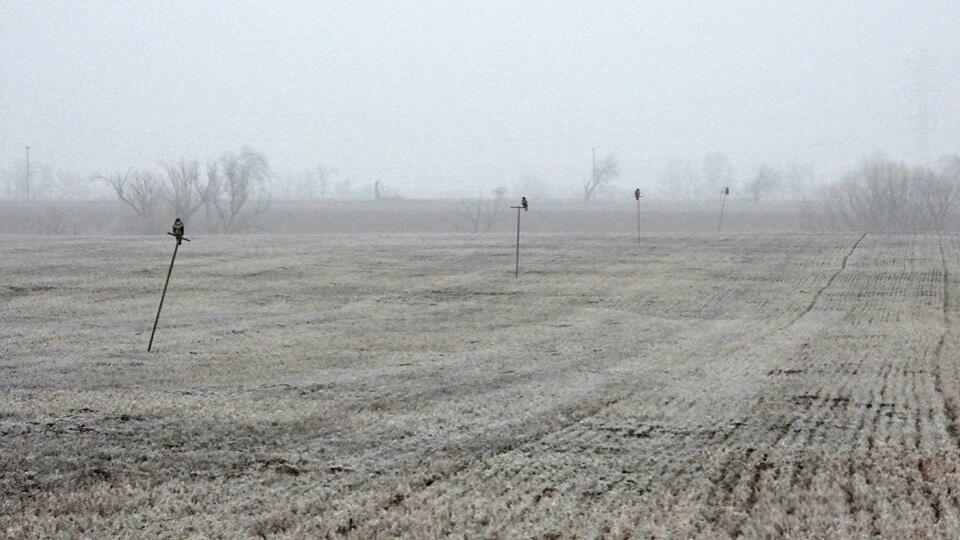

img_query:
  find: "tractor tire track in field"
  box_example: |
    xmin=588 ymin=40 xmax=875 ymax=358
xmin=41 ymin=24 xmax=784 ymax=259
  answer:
xmin=745 ymin=234 xmax=956 ymax=535
xmin=350 ymin=234 xmax=876 ymax=536
xmin=920 ymin=233 xmax=957 ymax=523
xmin=934 ymin=233 xmax=960 ymax=448
xmin=705 ymin=232 xmax=869 ymax=528
xmin=781 ymin=231 xmax=867 ymax=330
xmin=708 ymin=233 xmax=956 ymax=536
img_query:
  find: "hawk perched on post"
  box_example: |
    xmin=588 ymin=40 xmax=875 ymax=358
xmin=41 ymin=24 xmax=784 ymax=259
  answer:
xmin=521 ymin=197 xmax=528 ymax=211
xmin=172 ymin=218 xmax=184 ymax=244
xmin=634 ymin=188 xmax=642 ymax=201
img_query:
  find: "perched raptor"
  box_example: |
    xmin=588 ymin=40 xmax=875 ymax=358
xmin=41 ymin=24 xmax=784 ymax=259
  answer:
xmin=168 ymin=218 xmax=189 ymax=244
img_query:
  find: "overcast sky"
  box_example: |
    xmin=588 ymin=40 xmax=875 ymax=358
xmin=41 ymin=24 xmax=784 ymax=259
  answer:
xmin=2 ymin=1 xmax=959 ymax=197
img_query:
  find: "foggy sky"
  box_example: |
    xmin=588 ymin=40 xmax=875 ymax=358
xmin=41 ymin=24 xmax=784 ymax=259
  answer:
xmin=2 ymin=1 xmax=959 ymax=197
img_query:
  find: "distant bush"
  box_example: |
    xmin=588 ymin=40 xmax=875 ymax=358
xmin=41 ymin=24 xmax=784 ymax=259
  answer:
xmin=802 ymin=158 xmax=960 ymax=232
xmin=450 ymin=187 xmax=508 ymax=233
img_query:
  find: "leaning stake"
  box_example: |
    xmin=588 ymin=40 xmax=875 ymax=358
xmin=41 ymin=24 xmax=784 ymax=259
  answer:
xmin=148 ymin=218 xmax=190 ymax=352
xmin=717 ymin=186 xmax=730 ymax=232
xmin=634 ymin=188 xmax=643 ymax=245
xmin=510 ymin=197 xmax=528 ymax=278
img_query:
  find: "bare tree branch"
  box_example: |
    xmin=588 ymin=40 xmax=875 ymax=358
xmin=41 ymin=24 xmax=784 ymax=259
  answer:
xmin=99 ymin=169 xmax=162 ymax=220
xmin=583 ymin=154 xmax=619 ymax=202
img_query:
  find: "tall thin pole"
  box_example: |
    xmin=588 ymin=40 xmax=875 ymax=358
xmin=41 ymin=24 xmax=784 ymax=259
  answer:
xmin=148 ymin=242 xmax=179 ymax=351
xmin=515 ymin=207 xmax=521 ymax=278
xmin=636 ymin=198 xmax=642 ymax=245
xmin=718 ymin=189 xmax=728 ymax=232
xmin=24 ymin=146 xmax=30 ymax=201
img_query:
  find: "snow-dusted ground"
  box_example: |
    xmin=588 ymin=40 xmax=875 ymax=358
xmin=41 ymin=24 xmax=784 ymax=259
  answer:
xmin=2 ymin=232 xmax=959 ymax=537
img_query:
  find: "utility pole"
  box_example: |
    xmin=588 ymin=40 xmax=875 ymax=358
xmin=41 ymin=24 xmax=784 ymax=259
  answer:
xmin=24 ymin=146 xmax=30 ymax=201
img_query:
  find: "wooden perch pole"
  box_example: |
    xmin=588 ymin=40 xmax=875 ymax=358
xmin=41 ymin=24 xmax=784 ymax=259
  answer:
xmin=148 ymin=218 xmax=189 ymax=352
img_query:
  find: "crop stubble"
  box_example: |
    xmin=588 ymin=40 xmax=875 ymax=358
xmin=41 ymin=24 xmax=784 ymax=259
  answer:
xmin=1 ymin=233 xmax=959 ymax=537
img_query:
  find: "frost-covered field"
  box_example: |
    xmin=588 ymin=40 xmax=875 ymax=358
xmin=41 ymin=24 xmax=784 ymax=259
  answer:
xmin=3 ymin=232 xmax=960 ymax=537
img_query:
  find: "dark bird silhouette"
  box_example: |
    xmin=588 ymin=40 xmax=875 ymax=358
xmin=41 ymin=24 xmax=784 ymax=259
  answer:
xmin=167 ymin=218 xmax=189 ymax=244
xmin=634 ymin=188 xmax=642 ymax=201
xmin=521 ymin=196 xmax=528 ymax=211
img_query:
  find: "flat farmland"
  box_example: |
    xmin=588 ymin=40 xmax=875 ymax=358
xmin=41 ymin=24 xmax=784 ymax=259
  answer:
xmin=2 ymin=232 xmax=960 ymax=538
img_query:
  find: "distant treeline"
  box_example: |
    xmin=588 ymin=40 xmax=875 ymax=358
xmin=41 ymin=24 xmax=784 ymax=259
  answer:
xmin=800 ymin=157 xmax=960 ymax=232
xmin=3 ymin=148 xmax=960 ymax=233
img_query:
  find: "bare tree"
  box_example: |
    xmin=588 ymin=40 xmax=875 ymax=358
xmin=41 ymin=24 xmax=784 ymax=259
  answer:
xmin=56 ymin=169 xmax=103 ymax=200
xmin=162 ymin=159 xmax=203 ymax=222
xmin=918 ymin=166 xmax=960 ymax=230
xmin=275 ymin=172 xmax=298 ymax=201
xmin=212 ymin=147 xmax=271 ymax=233
xmin=196 ymin=161 xmax=225 ymax=231
xmin=275 ymin=166 xmax=334 ymax=200
xmin=583 ymin=153 xmax=619 ymax=202
xmin=826 ymin=161 xmax=911 ymax=231
xmin=658 ymin=158 xmax=701 ymax=200
xmin=101 ymin=169 xmax=163 ymax=220
xmin=316 ymin=166 xmax=333 ymax=200
xmin=746 ymin=163 xmax=783 ymax=202
xmin=3 ymin=159 xmax=56 ymax=200
xmin=703 ymin=153 xmax=733 ymax=198
xmin=25 ymin=164 xmax=56 ymax=200
xmin=453 ymin=187 xmax=507 ymax=233
xmin=781 ymin=162 xmax=817 ymax=199
xmin=806 ymin=158 xmax=959 ymax=232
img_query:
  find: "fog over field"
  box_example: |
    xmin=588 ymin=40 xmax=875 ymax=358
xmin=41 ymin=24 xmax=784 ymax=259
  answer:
xmin=3 ymin=2 xmax=960 ymax=213
xmin=4 ymin=2 xmax=960 ymax=538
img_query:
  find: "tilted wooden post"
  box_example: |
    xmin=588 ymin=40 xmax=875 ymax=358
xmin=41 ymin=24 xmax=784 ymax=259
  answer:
xmin=717 ymin=186 xmax=730 ymax=232
xmin=148 ymin=218 xmax=190 ymax=352
xmin=634 ymin=188 xmax=643 ymax=245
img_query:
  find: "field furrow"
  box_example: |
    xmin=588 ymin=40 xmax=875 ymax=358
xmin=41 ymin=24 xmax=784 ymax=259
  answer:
xmin=2 ymin=233 xmax=958 ymax=537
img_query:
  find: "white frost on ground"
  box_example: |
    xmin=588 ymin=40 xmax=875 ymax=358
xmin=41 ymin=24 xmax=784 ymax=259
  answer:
xmin=1 ymin=232 xmax=959 ymax=537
